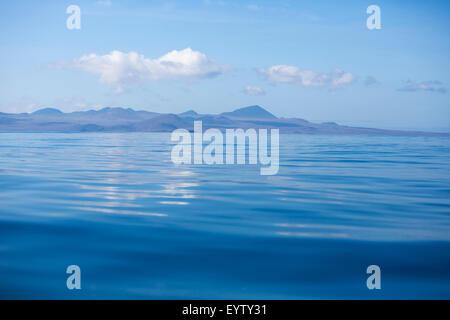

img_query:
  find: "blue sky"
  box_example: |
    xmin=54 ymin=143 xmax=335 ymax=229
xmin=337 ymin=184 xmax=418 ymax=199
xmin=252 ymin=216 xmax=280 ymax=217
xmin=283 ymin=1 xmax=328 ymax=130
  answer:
xmin=0 ymin=0 xmax=449 ymax=131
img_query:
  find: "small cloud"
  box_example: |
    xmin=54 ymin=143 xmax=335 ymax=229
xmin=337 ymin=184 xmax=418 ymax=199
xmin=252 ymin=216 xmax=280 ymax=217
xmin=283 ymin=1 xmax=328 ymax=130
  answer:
xmin=243 ymin=85 xmax=266 ymax=96
xmin=108 ymin=85 xmax=129 ymax=96
xmin=398 ymin=80 xmax=447 ymax=94
xmin=364 ymin=75 xmax=379 ymax=87
xmin=258 ymin=65 xmax=356 ymax=89
xmin=96 ymin=0 xmax=112 ymax=7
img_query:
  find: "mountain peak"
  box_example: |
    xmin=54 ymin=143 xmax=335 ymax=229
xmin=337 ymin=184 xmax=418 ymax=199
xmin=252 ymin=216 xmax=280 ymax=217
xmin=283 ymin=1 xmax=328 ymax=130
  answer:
xmin=221 ymin=105 xmax=277 ymax=119
xmin=32 ymin=108 xmax=63 ymax=116
xmin=180 ymin=110 xmax=198 ymax=116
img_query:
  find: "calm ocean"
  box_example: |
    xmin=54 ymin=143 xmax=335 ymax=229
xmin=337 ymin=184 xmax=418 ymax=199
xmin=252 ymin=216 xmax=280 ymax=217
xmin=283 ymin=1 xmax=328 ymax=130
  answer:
xmin=0 ymin=133 xmax=449 ymax=299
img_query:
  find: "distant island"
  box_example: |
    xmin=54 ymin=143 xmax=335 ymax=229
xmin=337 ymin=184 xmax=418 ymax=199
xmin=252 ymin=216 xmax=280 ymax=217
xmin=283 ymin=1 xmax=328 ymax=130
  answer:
xmin=0 ymin=105 xmax=448 ymax=136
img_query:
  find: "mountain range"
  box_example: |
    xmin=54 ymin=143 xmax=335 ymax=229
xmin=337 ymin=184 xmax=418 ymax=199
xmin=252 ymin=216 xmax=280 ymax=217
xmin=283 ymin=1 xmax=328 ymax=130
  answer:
xmin=0 ymin=105 xmax=448 ymax=136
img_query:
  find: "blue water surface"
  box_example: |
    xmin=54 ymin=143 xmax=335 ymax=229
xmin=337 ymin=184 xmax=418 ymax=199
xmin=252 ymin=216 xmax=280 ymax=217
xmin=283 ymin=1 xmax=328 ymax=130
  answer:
xmin=0 ymin=133 xmax=449 ymax=299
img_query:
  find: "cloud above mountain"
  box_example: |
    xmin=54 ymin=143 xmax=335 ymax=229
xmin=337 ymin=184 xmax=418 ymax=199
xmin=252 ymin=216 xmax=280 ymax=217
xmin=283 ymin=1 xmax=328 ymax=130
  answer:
xmin=69 ymin=48 xmax=226 ymax=90
xmin=243 ymin=85 xmax=266 ymax=96
xmin=398 ymin=80 xmax=447 ymax=94
xmin=258 ymin=65 xmax=356 ymax=89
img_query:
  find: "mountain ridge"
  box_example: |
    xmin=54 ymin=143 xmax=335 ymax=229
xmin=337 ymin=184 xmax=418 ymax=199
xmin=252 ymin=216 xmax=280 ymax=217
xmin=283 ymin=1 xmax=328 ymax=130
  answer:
xmin=0 ymin=105 xmax=448 ymax=136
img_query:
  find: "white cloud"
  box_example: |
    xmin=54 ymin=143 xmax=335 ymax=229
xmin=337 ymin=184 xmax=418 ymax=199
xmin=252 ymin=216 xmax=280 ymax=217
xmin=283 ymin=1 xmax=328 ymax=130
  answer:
xmin=243 ymin=85 xmax=265 ymax=96
xmin=258 ymin=65 xmax=356 ymax=88
xmin=70 ymin=48 xmax=226 ymax=90
xmin=398 ymin=80 xmax=446 ymax=94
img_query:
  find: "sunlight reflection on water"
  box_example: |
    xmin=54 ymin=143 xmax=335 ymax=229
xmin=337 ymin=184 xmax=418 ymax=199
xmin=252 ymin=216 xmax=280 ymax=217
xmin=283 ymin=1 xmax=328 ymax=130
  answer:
xmin=0 ymin=133 xmax=449 ymax=299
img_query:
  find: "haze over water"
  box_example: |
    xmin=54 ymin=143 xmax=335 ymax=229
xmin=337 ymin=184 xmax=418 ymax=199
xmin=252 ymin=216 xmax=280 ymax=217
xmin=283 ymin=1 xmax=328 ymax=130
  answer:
xmin=0 ymin=133 xmax=449 ymax=299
